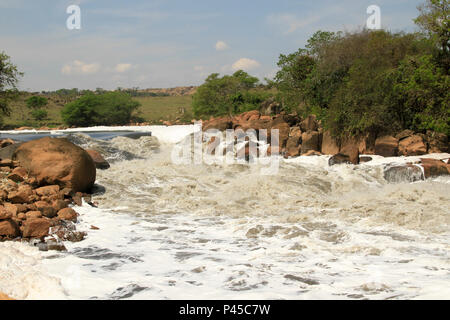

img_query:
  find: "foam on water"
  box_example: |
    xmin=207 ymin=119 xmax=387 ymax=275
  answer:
xmin=1 ymin=125 xmax=449 ymax=299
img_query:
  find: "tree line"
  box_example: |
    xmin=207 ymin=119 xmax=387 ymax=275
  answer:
xmin=193 ymin=0 xmax=449 ymax=137
xmin=0 ymin=0 xmax=448 ymax=132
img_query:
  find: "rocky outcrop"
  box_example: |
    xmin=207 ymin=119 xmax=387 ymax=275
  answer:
xmin=0 ymin=139 xmax=15 ymax=148
xmin=12 ymin=137 xmax=96 ymax=193
xmin=329 ymin=143 xmax=360 ymax=166
xmin=86 ymin=149 xmax=110 ymax=170
xmin=300 ymin=131 xmax=320 ymax=155
xmin=201 ymin=110 xmax=449 ymax=163
xmin=375 ymin=136 xmax=399 ymax=157
xmin=0 ymin=158 xmax=88 ymax=246
xmin=420 ymin=158 xmax=450 ymax=178
xmin=321 ymin=131 xmax=340 ymax=155
xmin=427 ymin=131 xmax=449 ymax=154
xmin=285 ymin=127 xmax=302 ymax=157
xmin=398 ymin=135 xmax=427 ymax=156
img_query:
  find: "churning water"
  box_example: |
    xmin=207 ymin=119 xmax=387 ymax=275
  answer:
xmin=1 ymin=126 xmax=449 ymax=300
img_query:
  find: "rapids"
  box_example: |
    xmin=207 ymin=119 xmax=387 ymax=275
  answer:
xmin=0 ymin=125 xmax=449 ymax=299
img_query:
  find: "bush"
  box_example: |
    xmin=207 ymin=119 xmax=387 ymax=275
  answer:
xmin=26 ymin=96 xmax=48 ymax=109
xmin=31 ymin=109 xmax=48 ymax=121
xmin=61 ymin=92 xmax=141 ymax=127
xmin=192 ymin=71 xmax=272 ymax=118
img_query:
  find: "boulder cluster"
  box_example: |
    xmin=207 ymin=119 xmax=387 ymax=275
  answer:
xmin=0 ymin=137 xmax=100 ymax=250
xmin=202 ymin=110 xmax=450 ymax=176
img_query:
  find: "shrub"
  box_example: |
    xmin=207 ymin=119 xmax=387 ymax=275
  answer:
xmin=31 ymin=109 xmax=48 ymax=121
xmin=61 ymin=92 xmax=141 ymax=127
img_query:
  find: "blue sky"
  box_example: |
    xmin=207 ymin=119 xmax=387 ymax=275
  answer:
xmin=0 ymin=0 xmax=424 ymax=91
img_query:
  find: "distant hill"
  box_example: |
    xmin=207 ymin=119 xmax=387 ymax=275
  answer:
xmin=138 ymin=86 xmax=197 ymax=96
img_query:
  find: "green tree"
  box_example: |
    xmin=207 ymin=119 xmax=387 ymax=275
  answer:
xmin=26 ymin=96 xmax=48 ymax=109
xmin=31 ymin=109 xmax=48 ymax=121
xmin=0 ymin=52 xmax=23 ymax=122
xmin=414 ymin=0 xmax=450 ymax=69
xmin=192 ymin=71 xmax=268 ymax=118
xmin=62 ymin=92 xmax=141 ymax=127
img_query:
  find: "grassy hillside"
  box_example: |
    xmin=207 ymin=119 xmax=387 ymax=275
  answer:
xmin=1 ymin=93 xmax=194 ymax=129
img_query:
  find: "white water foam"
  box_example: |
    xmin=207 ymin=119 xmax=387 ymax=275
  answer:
xmin=1 ymin=126 xmax=449 ymax=300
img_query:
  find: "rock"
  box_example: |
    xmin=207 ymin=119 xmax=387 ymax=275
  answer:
xmin=398 ymin=135 xmax=427 ymax=156
xmin=72 ymin=193 xmax=83 ymax=206
xmin=395 ymin=130 xmax=415 ymax=141
xmin=375 ymin=136 xmax=399 ymax=157
xmin=321 ymin=131 xmax=340 ymax=155
xmin=260 ymin=99 xmax=281 ymax=115
xmin=86 ymin=149 xmax=110 ymax=170
xmin=6 ymin=172 xmax=24 ymax=183
xmin=285 ymin=128 xmax=302 ymax=157
xmin=234 ymin=110 xmax=260 ymax=123
xmin=300 ymin=115 xmax=319 ymax=132
xmin=303 ymin=150 xmax=322 ymax=156
xmin=301 ymin=131 xmax=320 ymax=155
xmin=0 ymin=159 xmax=14 ymax=168
xmin=272 ymin=121 xmax=291 ymax=149
xmin=25 ymin=211 xmax=43 ymax=219
xmin=203 ymin=117 xmax=232 ymax=131
xmin=427 ymin=131 xmax=449 ymax=153
xmin=57 ymin=208 xmax=78 ymax=222
xmin=420 ymin=158 xmax=450 ymax=178
xmin=35 ymin=185 xmax=60 ymax=197
xmin=0 ymin=206 xmax=12 ymax=220
xmin=339 ymin=140 xmax=360 ymax=165
xmin=0 ymin=220 xmax=19 ymax=237
xmin=34 ymin=201 xmax=57 ymax=218
xmin=360 ymin=156 xmax=373 ymax=163
xmin=0 ymin=143 xmax=22 ymax=161
xmin=7 ymin=184 xmax=33 ymax=204
xmin=0 ymin=138 xmax=15 ymax=148
xmin=13 ymin=137 xmax=96 ymax=192
xmin=51 ymin=199 xmax=68 ymax=212
xmin=2 ymin=203 xmax=18 ymax=216
xmin=12 ymin=166 xmax=27 ymax=176
xmin=384 ymin=164 xmax=424 ymax=183
xmin=22 ymin=218 xmax=51 ymax=238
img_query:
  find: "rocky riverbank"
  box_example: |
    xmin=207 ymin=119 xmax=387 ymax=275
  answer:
xmin=0 ymin=137 xmax=106 ymax=251
xmin=201 ymin=110 xmax=450 ymax=178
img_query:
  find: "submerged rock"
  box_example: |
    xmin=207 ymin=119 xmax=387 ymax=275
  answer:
xmin=383 ymin=164 xmax=424 ymax=183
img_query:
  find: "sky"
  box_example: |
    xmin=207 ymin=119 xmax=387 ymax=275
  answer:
xmin=0 ymin=0 xmax=424 ymax=91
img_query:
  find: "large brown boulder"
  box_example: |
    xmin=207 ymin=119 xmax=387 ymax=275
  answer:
xmin=203 ymin=117 xmax=233 ymax=131
xmin=398 ymin=135 xmax=427 ymax=156
xmin=13 ymin=137 xmax=96 ymax=193
xmin=329 ymin=143 xmax=360 ymax=166
xmin=22 ymin=218 xmax=51 ymax=238
xmin=427 ymin=131 xmax=449 ymax=154
xmin=375 ymin=136 xmax=399 ymax=157
xmin=420 ymin=158 xmax=450 ymax=178
xmin=285 ymin=127 xmax=302 ymax=157
xmin=0 ymin=220 xmax=19 ymax=237
xmin=300 ymin=115 xmax=319 ymax=132
xmin=301 ymin=131 xmax=320 ymax=155
xmin=321 ymin=131 xmax=340 ymax=155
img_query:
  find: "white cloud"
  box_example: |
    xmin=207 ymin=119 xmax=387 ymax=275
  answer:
xmin=115 ymin=63 xmax=132 ymax=73
xmin=232 ymin=58 xmax=260 ymax=72
xmin=61 ymin=60 xmax=100 ymax=75
xmin=215 ymin=41 xmax=229 ymax=51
